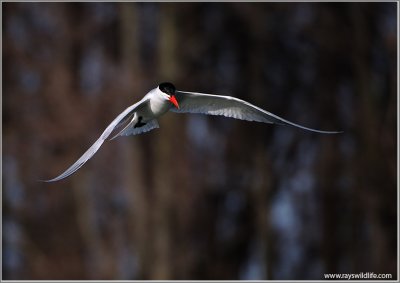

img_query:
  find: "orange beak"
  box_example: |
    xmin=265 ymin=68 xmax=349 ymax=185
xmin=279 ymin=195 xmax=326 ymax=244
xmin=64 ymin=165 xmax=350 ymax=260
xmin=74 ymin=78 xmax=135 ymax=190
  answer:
xmin=169 ymin=95 xmax=180 ymax=109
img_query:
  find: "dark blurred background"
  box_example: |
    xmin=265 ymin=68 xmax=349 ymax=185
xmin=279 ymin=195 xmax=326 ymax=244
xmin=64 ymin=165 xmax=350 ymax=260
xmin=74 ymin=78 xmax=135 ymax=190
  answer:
xmin=2 ymin=2 xmax=397 ymax=280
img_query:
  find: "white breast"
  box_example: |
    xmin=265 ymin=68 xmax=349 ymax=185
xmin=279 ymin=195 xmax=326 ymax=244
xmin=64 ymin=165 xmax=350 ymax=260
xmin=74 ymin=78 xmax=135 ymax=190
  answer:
xmin=146 ymin=88 xmax=171 ymax=118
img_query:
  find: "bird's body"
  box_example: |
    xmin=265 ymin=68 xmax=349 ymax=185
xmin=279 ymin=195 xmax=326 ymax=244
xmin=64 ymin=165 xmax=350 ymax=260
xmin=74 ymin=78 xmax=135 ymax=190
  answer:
xmin=146 ymin=87 xmax=174 ymax=117
xmin=43 ymin=82 xmax=341 ymax=182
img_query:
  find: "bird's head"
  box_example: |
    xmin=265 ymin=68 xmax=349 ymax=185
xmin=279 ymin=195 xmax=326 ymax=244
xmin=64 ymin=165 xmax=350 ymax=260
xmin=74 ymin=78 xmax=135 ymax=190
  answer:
xmin=159 ymin=82 xmax=179 ymax=109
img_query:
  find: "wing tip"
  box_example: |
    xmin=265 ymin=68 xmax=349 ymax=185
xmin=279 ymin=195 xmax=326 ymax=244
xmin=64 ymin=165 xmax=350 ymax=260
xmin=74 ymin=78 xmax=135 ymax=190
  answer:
xmin=37 ymin=179 xmax=57 ymax=183
xmin=37 ymin=176 xmax=66 ymax=183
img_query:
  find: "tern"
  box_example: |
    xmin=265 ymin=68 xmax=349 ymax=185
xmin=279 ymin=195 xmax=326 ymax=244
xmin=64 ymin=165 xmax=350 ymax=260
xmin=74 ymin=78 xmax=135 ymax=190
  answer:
xmin=43 ymin=82 xmax=341 ymax=182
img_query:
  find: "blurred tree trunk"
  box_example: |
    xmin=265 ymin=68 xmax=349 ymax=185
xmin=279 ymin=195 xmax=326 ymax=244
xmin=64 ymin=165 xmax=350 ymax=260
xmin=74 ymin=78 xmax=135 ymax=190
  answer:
xmin=245 ymin=8 xmax=276 ymax=279
xmin=151 ymin=4 xmax=179 ymax=279
xmin=119 ymin=3 xmax=150 ymax=279
xmin=351 ymin=3 xmax=397 ymax=276
xmin=251 ymin=145 xmax=274 ymax=280
xmin=67 ymin=4 xmax=111 ymax=278
xmin=313 ymin=5 xmax=346 ymax=275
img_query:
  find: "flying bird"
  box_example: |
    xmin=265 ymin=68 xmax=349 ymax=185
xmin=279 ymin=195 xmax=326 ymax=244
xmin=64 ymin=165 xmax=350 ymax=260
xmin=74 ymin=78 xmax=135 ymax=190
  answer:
xmin=44 ymin=82 xmax=341 ymax=182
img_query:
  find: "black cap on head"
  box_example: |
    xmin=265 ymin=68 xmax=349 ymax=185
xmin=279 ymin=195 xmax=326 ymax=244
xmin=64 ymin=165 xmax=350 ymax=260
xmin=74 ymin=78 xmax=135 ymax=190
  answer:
xmin=159 ymin=82 xmax=176 ymax=95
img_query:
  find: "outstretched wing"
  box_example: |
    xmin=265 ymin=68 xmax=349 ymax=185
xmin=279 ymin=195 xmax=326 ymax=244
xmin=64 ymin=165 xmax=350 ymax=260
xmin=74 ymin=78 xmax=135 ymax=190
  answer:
xmin=171 ymin=91 xmax=341 ymax=134
xmin=43 ymin=98 xmax=150 ymax=182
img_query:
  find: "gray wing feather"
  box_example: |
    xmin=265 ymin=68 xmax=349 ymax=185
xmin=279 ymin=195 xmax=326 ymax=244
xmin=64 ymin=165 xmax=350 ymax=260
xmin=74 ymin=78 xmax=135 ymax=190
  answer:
xmin=172 ymin=91 xmax=342 ymax=134
xmin=43 ymin=98 xmax=150 ymax=182
xmin=111 ymin=117 xmax=159 ymax=139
